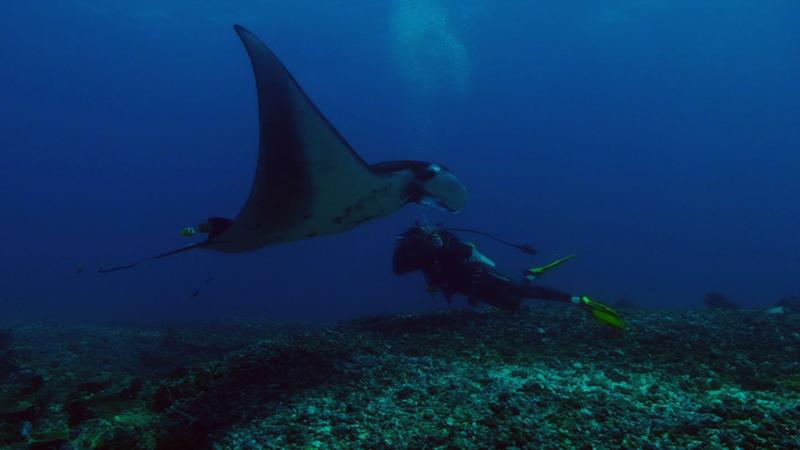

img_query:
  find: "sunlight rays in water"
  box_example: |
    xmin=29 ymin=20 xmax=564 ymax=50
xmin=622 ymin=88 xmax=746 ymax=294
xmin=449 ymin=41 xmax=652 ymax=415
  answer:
xmin=390 ymin=0 xmax=472 ymax=96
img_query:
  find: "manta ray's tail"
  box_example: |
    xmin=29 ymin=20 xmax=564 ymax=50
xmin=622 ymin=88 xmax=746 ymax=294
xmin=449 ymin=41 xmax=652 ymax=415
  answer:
xmin=97 ymin=243 xmax=202 ymax=274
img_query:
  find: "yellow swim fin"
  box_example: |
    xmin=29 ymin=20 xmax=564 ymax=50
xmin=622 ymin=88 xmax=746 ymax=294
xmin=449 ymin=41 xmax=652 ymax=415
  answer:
xmin=525 ymin=253 xmax=576 ymax=282
xmin=579 ymin=296 xmax=625 ymax=330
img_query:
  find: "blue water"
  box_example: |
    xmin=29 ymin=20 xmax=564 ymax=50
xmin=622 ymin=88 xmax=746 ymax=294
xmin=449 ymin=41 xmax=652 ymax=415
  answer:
xmin=1 ymin=1 xmax=798 ymax=323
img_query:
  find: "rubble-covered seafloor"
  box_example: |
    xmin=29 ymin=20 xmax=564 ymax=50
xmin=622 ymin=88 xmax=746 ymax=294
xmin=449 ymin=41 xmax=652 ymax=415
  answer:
xmin=1 ymin=305 xmax=799 ymax=449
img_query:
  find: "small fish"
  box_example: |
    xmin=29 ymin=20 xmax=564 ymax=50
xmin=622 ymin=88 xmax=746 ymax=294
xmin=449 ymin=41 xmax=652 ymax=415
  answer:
xmin=76 ymin=266 xmax=84 ymax=275
xmin=205 ymin=276 xmax=214 ymax=284
xmin=191 ymin=290 xmax=200 ymax=298
xmin=180 ymin=226 xmax=199 ymax=237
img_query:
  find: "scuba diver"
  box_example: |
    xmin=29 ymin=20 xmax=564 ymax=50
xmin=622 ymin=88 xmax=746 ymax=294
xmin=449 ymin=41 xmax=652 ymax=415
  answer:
xmin=392 ymin=224 xmax=624 ymax=329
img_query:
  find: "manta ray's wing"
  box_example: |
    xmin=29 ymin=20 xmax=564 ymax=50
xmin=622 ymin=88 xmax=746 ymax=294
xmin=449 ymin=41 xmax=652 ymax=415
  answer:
xmin=208 ymin=26 xmax=403 ymax=252
xmin=99 ymin=26 xmax=414 ymax=272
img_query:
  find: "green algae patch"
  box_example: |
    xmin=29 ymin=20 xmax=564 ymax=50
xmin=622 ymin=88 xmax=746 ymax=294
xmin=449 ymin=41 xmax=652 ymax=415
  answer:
xmin=27 ymin=428 xmax=70 ymax=450
xmin=112 ymin=407 xmax=156 ymax=428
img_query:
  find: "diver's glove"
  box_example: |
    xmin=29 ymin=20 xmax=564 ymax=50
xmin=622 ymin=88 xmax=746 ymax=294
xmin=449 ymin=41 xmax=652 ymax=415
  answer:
xmin=572 ymin=296 xmax=625 ymax=330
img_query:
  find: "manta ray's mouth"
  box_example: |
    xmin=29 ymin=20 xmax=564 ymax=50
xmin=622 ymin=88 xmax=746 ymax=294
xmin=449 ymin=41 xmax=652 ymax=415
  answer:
xmin=420 ymin=194 xmax=462 ymax=213
xmin=420 ymin=170 xmax=467 ymax=213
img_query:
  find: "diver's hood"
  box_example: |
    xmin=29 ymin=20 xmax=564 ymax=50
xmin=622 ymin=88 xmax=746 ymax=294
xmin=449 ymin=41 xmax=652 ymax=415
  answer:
xmin=392 ymin=226 xmax=438 ymax=274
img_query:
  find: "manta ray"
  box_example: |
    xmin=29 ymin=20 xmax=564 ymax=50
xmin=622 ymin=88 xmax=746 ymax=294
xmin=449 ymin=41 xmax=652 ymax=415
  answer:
xmin=99 ymin=25 xmax=467 ymax=273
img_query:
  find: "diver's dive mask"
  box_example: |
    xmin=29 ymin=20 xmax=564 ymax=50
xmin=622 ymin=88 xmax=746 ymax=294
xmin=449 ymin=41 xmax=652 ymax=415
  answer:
xmin=392 ymin=226 xmax=442 ymax=273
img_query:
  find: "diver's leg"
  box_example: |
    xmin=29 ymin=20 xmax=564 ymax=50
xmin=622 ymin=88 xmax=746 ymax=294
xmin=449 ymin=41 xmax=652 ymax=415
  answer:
xmin=471 ymin=271 xmax=523 ymax=311
xmin=510 ymin=284 xmax=574 ymax=303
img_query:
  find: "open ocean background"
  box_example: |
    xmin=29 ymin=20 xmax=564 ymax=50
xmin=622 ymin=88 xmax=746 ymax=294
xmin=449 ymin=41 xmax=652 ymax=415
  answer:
xmin=1 ymin=1 xmax=799 ymax=324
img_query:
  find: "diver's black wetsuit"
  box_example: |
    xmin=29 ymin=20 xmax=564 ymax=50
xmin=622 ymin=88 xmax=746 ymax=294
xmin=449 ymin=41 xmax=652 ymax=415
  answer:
xmin=393 ymin=228 xmax=573 ymax=311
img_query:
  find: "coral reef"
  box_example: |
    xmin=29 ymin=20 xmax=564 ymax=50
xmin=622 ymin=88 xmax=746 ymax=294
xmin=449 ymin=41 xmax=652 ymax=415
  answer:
xmin=777 ymin=295 xmax=800 ymax=312
xmin=0 ymin=306 xmax=798 ymax=449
